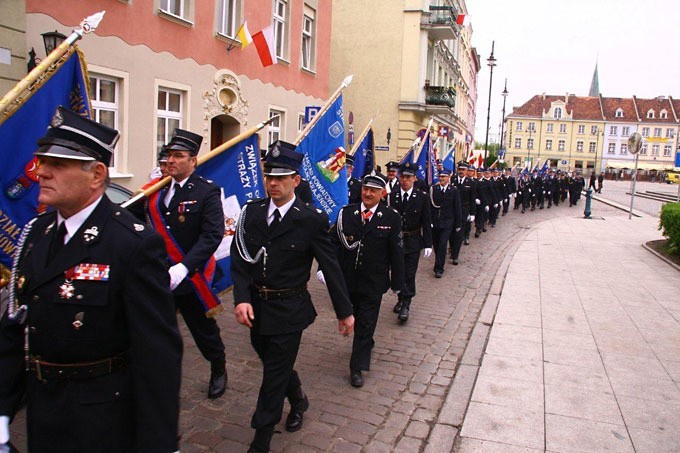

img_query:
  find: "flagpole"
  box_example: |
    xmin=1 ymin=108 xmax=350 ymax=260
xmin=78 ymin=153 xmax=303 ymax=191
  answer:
xmin=294 ymin=75 xmax=353 ymax=146
xmin=413 ymin=118 xmax=434 ymax=163
xmin=348 ymin=115 xmax=375 ymax=155
xmin=121 ymin=116 xmax=277 ymax=208
xmin=0 ymin=11 xmax=105 ymax=125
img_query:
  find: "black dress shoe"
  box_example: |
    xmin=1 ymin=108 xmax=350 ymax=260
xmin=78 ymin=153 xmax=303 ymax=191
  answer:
xmin=398 ymin=305 xmax=409 ymax=322
xmin=464 ymin=238 xmax=469 ymax=245
xmin=248 ymin=427 xmax=274 ymax=453
xmin=434 ymin=271 xmax=442 ymax=278
xmin=393 ymin=301 xmax=402 ymax=313
xmin=451 ymin=259 xmax=459 ymax=265
xmin=285 ymin=388 xmax=309 ymax=432
xmin=350 ymin=370 xmax=364 ymax=388
xmin=208 ymin=368 xmax=227 ymax=399
xmin=482 ymin=228 xmax=487 ymax=232
xmin=474 ymin=232 xmax=480 ymax=238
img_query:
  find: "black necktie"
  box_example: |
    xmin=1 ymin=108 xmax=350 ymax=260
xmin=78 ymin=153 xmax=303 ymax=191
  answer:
xmin=48 ymin=222 xmax=67 ymax=262
xmin=403 ymin=192 xmax=409 ymax=204
xmin=168 ymin=184 xmax=182 ymax=207
xmin=269 ymin=209 xmax=281 ymax=232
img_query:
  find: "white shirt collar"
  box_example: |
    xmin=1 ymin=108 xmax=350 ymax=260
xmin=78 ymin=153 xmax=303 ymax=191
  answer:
xmin=360 ymin=202 xmax=378 ymax=215
xmin=171 ymin=176 xmax=190 ymax=190
xmin=402 ymin=187 xmax=413 ymax=198
xmin=268 ymin=195 xmax=296 ymax=222
xmin=57 ymin=195 xmax=104 ymax=244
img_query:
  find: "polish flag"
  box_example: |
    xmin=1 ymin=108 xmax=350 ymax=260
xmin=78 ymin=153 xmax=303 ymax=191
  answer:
xmin=253 ymin=25 xmax=277 ymax=67
xmin=456 ymin=14 xmax=470 ymax=26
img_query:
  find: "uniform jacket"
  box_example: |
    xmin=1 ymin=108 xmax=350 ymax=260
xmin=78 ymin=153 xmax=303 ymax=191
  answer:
xmin=230 ymin=197 xmax=353 ymax=336
xmin=331 ymin=203 xmax=405 ymax=295
xmin=0 ymin=196 xmax=182 ymax=452
xmin=387 ymin=188 xmax=432 ymax=254
xmin=429 ymin=184 xmax=463 ymax=230
xmin=452 ymin=175 xmax=477 ymax=211
xmin=347 ymin=177 xmax=362 ymax=204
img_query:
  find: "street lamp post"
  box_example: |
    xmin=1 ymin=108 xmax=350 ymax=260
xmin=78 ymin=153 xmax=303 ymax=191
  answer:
xmin=499 ymin=79 xmax=508 ymax=163
xmin=483 ymin=41 xmax=497 ymax=164
xmin=526 ymin=127 xmax=534 ymax=169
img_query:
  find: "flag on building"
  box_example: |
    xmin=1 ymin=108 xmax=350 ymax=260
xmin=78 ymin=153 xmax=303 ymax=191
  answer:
xmin=351 ymin=127 xmax=374 ymax=179
xmin=0 ymin=47 xmax=91 ymax=268
xmin=236 ymin=21 xmax=253 ymax=48
xmin=194 ymin=134 xmax=264 ymax=292
xmin=456 ymin=14 xmax=470 ymax=26
xmin=297 ymin=94 xmax=348 ymax=223
xmin=252 ymin=25 xmax=277 ymax=66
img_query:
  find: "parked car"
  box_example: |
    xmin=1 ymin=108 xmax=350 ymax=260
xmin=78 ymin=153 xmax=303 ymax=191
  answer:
xmin=665 ymin=171 xmax=680 ymax=184
xmin=106 ymin=182 xmax=133 ymax=203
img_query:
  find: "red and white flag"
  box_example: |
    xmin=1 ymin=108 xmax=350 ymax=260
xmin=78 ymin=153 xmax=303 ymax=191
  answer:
xmin=456 ymin=14 xmax=470 ymax=26
xmin=253 ymin=25 xmax=277 ymax=67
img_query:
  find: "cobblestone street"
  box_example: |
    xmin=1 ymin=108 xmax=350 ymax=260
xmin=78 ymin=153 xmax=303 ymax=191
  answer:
xmin=8 ymin=197 xmax=625 ymax=452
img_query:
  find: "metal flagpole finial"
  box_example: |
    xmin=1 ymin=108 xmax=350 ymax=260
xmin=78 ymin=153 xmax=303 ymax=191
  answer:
xmin=341 ymin=75 xmax=354 ymax=88
xmin=80 ymin=11 xmax=106 ymax=34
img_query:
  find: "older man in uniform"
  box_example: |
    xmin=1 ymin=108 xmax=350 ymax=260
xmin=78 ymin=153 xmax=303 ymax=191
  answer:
xmin=387 ymin=162 xmax=432 ymax=322
xmin=430 ymin=169 xmax=462 ymax=277
xmin=331 ymin=174 xmax=404 ymax=388
xmin=0 ymin=106 xmax=182 ymax=452
xmin=131 ymin=128 xmax=227 ymax=400
xmin=231 ymin=141 xmax=355 ymax=452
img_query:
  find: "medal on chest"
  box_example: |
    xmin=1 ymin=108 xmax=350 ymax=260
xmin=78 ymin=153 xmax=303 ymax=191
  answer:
xmin=178 ymin=203 xmax=186 ymax=223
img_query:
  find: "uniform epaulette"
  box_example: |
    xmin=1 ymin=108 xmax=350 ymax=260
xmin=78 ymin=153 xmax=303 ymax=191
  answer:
xmin=111 ymin=208 xmax=151 ymax=236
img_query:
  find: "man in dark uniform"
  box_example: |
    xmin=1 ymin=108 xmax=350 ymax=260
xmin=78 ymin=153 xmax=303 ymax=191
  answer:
xmin=502 ymin=168 xmax=515 ymax=215
xmin=384 ymin=161 xmax=400 ymax=196
xmin=518 ymin=171 xmax=532 ymax=213
xmin=331 ymin=174 xmax=404 ymax=388
xmin=490 ymin=168 xmax=504 ymax=225
xmin=230 ymin=141 xmax=355 ymax=452
xmin=131 ymin=128 xmax=227 ymax=400
xmin=430 ymin=169 xmax=462 ymax=277
xmin=346 ymin=154 xmax=362 ymax=204
xmin=530 ymin=169 xmax=543 ymax=210
xmin=387 ymin=162 xmax=432 ymax=322
xmin=0 ymin=106 xmax=182 ymax=452
xmin=450 ymin=162 xmax=476 ymax=260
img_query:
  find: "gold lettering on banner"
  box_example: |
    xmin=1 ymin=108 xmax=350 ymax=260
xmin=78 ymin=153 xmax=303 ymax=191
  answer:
xmin=0 ymin=207 xmax=21 ymax=258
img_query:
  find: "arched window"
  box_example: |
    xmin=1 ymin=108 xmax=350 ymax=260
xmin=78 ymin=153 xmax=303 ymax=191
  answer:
xmin=647 ymin=109 xmax=655 ymax=119
xmin=660 ymin=109 xmax=668 ymax=119
xmin=553 ymin=107 xmax=562 ymax=119
xmin=615 ymin=108 xmax=623 ymax=118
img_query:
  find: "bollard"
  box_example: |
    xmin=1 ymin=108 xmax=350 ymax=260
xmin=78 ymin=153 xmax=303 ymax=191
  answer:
xmin=584 ymin=187 xmax=592 ymax=219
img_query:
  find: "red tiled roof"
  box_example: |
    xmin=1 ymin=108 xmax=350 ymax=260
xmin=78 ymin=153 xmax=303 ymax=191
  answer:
xmin=508 ymin=94 xmax=603 ymax=120
xmin=634 ymin=96 xmax=675 ymax=123
xmin=600 ymin=97 xmax=638 ymax=121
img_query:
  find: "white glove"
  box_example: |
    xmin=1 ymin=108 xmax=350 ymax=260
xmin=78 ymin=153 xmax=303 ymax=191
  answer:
xmin=392 ymin=289 xmax=401 ymax=295
xmin=469 ymin=215 xmax=475 ymax=222
xmin=316 ymin=270 xmax=326 ymax=285
xmin=0 ymin=416 xmax=9 ymax=445
xmin=493 ymin=203 xmax=498 ymax=208
xmin=455 ymin=227 xmax=461 ymax=232
xmin=169 ymin=263 xmax=189 ymax=291
xmin=475 ymin=198 xmax=481 ymax=205
xmin=423 ymin=248 xmax=433 ymax=258
xmin=542 ymin=191 xmax=545 ymax=194
xmin=466 ymin=215 xmax=471 ymax=222
xmin=485 ymin=206 xmax=489 ymax=212
xmin=505 ymin=198 xmax=509 ymax=203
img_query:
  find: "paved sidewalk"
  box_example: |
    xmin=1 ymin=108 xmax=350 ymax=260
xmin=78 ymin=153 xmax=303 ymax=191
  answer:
xmin=454 ymin=215 xmax=680 ymax=452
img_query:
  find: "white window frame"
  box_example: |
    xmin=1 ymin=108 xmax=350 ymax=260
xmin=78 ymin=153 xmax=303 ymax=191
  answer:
xmin=642 ymin=127 xmax=649 ymax=137
xmin=160 ymin=0 xmax=190 ymax=20
xmin=527 ymin=138 xmax=534 ymax=149
xmin=588 ymin=142 xmax=596 ymax=153
xmin=578 ymin=125 xmax=585 ymax=134
xmin=666 ymin=128 xmax=675 ymax=139
xmin=609 ymin=126 xmax=617 ymax=136
xmin=268 ymin=107 xmax=285 ymax=147
xmin=217 ymin=0 xmax=237 ymax=38
xmin=558 ymin=140 xmax=565 ymax=151
xmin=647 ymin=109 xmax=655 ymax=119
xmin=576 ymin=141 xmax=584 ymax=152
xmin=273 ymin=0 xmax=288 ymax=60
xmin=654 ymin=127 xmax=662 ymax=137
xmin=651 ymin=144 xmax=660 ymax=156
xmin=545 ymin=139 xmax=552 ymax=150
xmin=622 ymin=126 xmax=630 ymax=136
xmin=90 ymin=74 xmax=120 ymax=170
xmin=553 ymin=107 xmax=562 ymax=119
xmin=559 ymin=124 xmax=567 ymax=134
xmin=640 ymin=144 xmax=648 ymax=155
xmin=301 ymin=9 xmax=315 ymax=71
xmin=516 ymin=121 xmax=523 ymax=131
xmin=660 ymin=110 xmax=667 ymax=119
xmin=546 ymin=123 xmax=553 ymax=133
xmin=664 ymin=144 xmax=672 ymax=156
xmin=615 ymin=108 xmax=623 ymax=118
xmin=608 ymin=143 xmax=615 ymax=154
xmin=157 ymin=87 xmax=185 ymax=155
xmin=528 ymin=122 xmax=535 ymax=131
xmin=514 ymin=138 xmax=521 ymax=148
xmin=297 ymin=113 xmax=305 ymax=135
xmin=590 ymin=125 xmax=598 ymax=135
xmin=620 ymin=143 xmax=628 ymax=154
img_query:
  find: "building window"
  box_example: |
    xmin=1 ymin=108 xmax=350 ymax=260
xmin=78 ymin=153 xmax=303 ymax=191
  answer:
xmin=558 ymin=140 xmax=565 ymax=151
xmin=578 ymin=125 xmax=585 ymax=134
xmin=90 ymin=74 xmax=120 ymax=169
xmin=553 ymin=107 xmax=562 ymax=119
xmin=527 ymin=138 xmax=534 ymax=149
xmin=622 ymin=126 xmax=630 ymax=136
xmin=545 ymin=139 xmax=553 ymax=150
xmin=642 ymin=127 xmax=649 ymax=137
xmin=652 ymin=144 xmax=659 ymax=156
xmin=664 ymin=144 xmax=672 ymax=156
xmin=528 ymin=122 xmax=535 ymax=131
xmin=666 ymin=128 xmax=675 ymax=139
xmin=590 ymin=125 xmax=598 ymax=135
xmin=660 ymin=109 xmax=668 ymax=119
xmin=607 ymin=143 xmax=615 ymax=154
xmin=297 ymin=113 xmax=305 ymax=135
xmin=546 ymin=123 xmax=553 ymax=133
xmin=160 ymin=0 xmax=188 ymax=19
xmin=514 ymin=138 xmax=521 ymax=148
xmin=615 ymin=108 xmax=623 ymax=118
xmin=654 ymin=127 xmax=662 ymax=137
xmin=217 ymin=0 xmax=237 ymax=38
xmin=640 ymin=144 xmax=647 ymax=155
xmin=516 ymin=121 xmax=523 ymax=131
xmin=620 ymin=144 xmax=628 ymax=154
xmin=157 ymin=87 xmax=183 ymax=154
xmin=576 ymin=141 xmax=584 ymax=152
xmin=574 ymin=160 xmax=583 ymax=169
xmin=268 ymin=108 xmax=284 ymax=146
xmin=513 ymin=156 xmax=522 ymax=166
xmin=647 ymin=109 xmax=655 ymax=119
xmin=559 ymin=124 xmax=567 ymax=133
xmin=273 ymin=0 xmax=288 ymax=60
xmin=609 ymin=126 xmax=617 ymax=136
xmin=301 ymin=9 xmax=315 ymax=71
xmin=589 ymin=142 xmax=596 ymax=153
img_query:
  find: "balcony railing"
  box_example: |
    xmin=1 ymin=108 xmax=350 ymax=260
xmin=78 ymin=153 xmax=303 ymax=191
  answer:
xmin=422 ymin=5 xmax=458 ymax=41
xmin=426 ymin=85 xmax=456 ymax=109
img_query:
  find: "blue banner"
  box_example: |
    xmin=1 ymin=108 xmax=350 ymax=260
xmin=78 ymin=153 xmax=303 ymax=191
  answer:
xmin=415 ymin=132 xmax=438 ymax=186
xmin=442 ymin=148 xmax=456 ymax=172
xmin=194 ymin=134 xmax=264 ymax=293
xmin=351 ymin=128 xmax=374 ymax=179
xmin=0 ymin=48 xmax=91 ymax=268
xmin=298 ymin=95 xmax=348 ymax=223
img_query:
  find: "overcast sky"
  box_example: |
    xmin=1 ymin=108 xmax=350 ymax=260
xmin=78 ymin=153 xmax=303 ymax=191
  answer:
xmin=468 ymin=0 xmax=680 ymax=143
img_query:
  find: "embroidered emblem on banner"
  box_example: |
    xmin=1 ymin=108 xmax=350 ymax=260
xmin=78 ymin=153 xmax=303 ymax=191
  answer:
xmin=328 ymin=121 xmax=344 ymax=138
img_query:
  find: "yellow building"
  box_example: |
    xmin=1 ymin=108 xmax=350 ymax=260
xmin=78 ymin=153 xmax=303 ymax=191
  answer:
xmin=330 ymin=0 xmax=479 ymax=166
xmin=0 ymin=0 xmax=27 ymax=96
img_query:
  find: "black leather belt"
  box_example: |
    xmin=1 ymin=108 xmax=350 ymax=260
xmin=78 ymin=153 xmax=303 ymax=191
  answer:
xmin=402 ymin=229 xmax=420 ymax=237
xmin=253 ymin=284 xmax=307 ymax=300
xmin=29 ymin=352 xmax=129 ymax=381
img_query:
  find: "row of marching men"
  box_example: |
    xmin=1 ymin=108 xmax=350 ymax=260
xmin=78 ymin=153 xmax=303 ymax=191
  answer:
xmin=514 ymin=168 xmax=586 ymax=212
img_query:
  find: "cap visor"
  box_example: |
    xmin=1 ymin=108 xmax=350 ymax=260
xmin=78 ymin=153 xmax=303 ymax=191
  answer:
xmin=35 ymin=145 xmax=96 ymax=161
xmin=263 ymin=167 xmax=297 ymax=176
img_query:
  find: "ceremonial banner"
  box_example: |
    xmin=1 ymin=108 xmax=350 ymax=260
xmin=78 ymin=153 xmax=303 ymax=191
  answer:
xmin=194 ymin=134 xmax=264 ymax=293
xmin=415 ymin=131 xmax=438 ymax=186
xmin=442 ymin=148 xmax=456 ymax=172
xmin=351 ymin=127 xmax=374 ymax=179
xmin=0 ymin=48 xmax=91 ymax=268
xmin=297 ymin=94 xmax=348 ymax=223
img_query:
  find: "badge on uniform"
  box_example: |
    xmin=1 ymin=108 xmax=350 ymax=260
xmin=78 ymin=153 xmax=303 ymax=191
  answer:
xmin=133 ymin=223 xmax=145 ymax=231
xmin=83 ymin=226 xmax=99 ymax=242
